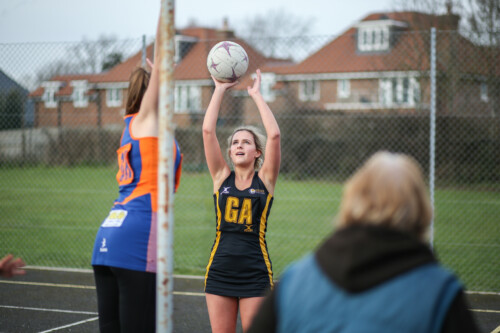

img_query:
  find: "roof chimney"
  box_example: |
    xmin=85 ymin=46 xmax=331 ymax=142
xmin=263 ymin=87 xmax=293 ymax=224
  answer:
xmin=216 ymin=17 xmax=235 ymax=39
xmin=222 ymin=17 xmax=229 ymax=31
xmin=445 ymin=0 xmax=453 ymax=15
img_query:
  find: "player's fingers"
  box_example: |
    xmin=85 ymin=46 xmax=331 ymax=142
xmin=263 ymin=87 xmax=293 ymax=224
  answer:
xmin=13 ymin=257 xmax=26 ymax=268
xmin=0 ymin=254 xmax=13 ymax=267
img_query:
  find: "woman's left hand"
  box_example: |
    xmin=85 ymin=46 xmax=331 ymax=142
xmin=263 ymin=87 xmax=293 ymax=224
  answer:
xmin=247 ymin=69 xmax=262 ymax=98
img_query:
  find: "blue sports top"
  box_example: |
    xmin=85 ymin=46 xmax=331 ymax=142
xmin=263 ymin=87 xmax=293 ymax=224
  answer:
xmin=91 ymin=114 xmax=182 ymax=272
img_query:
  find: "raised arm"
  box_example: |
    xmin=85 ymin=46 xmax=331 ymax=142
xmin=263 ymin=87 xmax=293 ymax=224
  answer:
xmin=203 ymin=77 xmax=238 ymax=191
xmin=249 ymin=69 xmax=281 ymax=195
xmin=133 ymin=14 xmax=162 ymax=137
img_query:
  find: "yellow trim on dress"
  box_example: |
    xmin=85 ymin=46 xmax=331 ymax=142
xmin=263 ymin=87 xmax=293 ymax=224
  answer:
xmin=259 ymin=193 xmax=274 ymax=288
xmin=204 ymin=191 xmax=223 ymax=287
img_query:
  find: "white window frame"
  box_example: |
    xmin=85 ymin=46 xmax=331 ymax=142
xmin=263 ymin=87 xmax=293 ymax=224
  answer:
xmin=337 ymin=79 xmax=351 ymax=98
xmin=480 ymin=82 xmax=489 ymax=102
xmin=41 ymin=81 xmax=62 ymax=108
xmin=379 ymin=77 xmax=420 ymax=106
xmin=71 ymin=80 xmax=89 ymax=108
xmin=175 ymin=84 xmax=201 ymax=113
xmin=358 ymin=26 xmax=390 ymax=51
xmin=106 ymin=88 xmax=123 ymax=107
xmin=299 ymin=80 xmax=320 ymax=102
xmin=260 ymin=72 xmax=276 ymax=102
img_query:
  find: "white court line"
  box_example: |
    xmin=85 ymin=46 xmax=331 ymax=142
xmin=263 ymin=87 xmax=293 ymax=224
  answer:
xmin=0 ymin=280 xmax=95 ymax=289
xmin=0 ymin=280 xmax=205 ymax=297
xmin=39 ymin=317 xmax=99 ymax=333
xmin=466 ymin=290 xmax=500 ymax=296
xmin=26 ymin=266 xmax=206 ymax=280
xmin=491 ymin=325 xmax=500 ymax=333
xmin=470 ymin=309 xmax=500 ymax=314
xmin=0 ymin=305 xmax=97 ymax=315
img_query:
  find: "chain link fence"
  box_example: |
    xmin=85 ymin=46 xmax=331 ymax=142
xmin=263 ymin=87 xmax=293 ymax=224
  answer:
xmin=0 ymin=29 xmax=499 ymax=292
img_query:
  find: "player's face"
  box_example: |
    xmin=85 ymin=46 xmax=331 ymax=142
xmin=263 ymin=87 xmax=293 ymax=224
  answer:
xmin=230 ymin=131 xmax=260 ymax=166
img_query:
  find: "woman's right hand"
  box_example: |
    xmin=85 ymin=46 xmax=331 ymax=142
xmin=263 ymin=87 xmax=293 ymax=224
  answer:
xmin=212 ymin=76 xmax=239 ymax=92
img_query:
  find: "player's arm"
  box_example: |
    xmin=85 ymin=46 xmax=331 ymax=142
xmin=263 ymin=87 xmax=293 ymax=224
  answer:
xmin=250 ymin=69 xmax=281 ymax=195
xmin=202 ymin=78 xmax=238 ymax=191
xmin=134 ymin=14 xmax=161 ymax=137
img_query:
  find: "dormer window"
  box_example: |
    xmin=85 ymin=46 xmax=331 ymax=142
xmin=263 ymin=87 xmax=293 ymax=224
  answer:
xmin=41 ymin=81 xmax=62 ymax=108
xmin=359 ymin=26 xmax=390 ymax=51
xmin=71 ymin=80 xmax=89 ymax=108
xmin=356 ymin=19 xmax=407 ymax=53
xmin=175 ymin=35 xmax=197 ymax=63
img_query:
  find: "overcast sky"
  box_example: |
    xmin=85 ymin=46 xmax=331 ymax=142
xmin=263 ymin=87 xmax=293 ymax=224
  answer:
xmin=0 ymin=0 xmax=396 ymax=43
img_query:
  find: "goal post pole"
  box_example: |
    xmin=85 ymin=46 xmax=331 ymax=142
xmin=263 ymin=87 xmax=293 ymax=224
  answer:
xmin=157 ymin=0 xmax=176 ymax=332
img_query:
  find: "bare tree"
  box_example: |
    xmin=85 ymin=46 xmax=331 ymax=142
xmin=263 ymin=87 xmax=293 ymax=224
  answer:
xmin=462 ymin=0 xmax=500 ymax=44
xmin=102 ymin=52 xmax=123 ymax=71
xmin=235 ymin=8 xmax=315 ymax=60
xmin=67 ymin=34 xmax=124 ymax=73
xmin=459 ymin=0 xmax=500 ymax=118
xmin=35 ymin=60 xmax=79 ymax=84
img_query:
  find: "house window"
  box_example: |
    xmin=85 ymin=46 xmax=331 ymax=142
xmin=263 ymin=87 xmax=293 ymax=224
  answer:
xmin=42 ymin=88 xmax=57 ymax=108
xmin=106 ymin=88 xmax=122 ymax=107
xmin=175 ymin=85 xmax=201 ymax=113
xmin=379 ymin=77 xmax=420 ymax=106
xmin=299 ymin=80 xmax=320 ymax=101
xmin=337 ymin=79 xmax=350 ymax=98
xmin=480 ymin=82 xmax=488 ymax=102
xmin=71 ymin=81 xmax=88 ymax=108
xmin=72 ymin=87 xmax=88 ymax=108
xmin=260 ymin=73 xmax=276 ymax=102
xmin=358 ymin=26 xmax=390 ymax=52
xmin=175 ymin=35 xmax=197 ymax=63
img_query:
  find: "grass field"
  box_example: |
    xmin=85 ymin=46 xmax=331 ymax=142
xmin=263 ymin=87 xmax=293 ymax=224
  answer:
xmin=1 ymin=165 xmax=499 ymax=292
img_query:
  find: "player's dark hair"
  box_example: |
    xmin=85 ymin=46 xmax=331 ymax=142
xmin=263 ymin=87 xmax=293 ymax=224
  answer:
xmin=125 ymin=67 xmax=150 ymax=115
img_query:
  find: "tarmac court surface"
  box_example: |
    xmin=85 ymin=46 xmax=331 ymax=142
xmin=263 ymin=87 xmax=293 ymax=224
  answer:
xmin=0 ymin=267 xmax=499 ymax=333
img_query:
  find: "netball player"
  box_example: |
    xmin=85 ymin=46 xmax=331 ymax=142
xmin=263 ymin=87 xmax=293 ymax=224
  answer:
xmin=203 ymin=69 xmax=281 ymax=333
xmin=91 ymin=12 xmax=182 ymax=333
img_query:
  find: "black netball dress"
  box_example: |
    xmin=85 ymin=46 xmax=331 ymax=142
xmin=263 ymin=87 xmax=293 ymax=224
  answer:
xmin=205 ymin=171 xmax=274 ymax=297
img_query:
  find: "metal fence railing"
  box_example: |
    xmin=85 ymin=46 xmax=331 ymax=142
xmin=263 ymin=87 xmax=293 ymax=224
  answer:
xmin=1 ymin=29 xmax=499 ymax=292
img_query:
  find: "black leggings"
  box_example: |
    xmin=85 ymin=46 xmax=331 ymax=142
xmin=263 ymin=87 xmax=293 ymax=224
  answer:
xmin=93 ymin=265 xmax=156 ymax=333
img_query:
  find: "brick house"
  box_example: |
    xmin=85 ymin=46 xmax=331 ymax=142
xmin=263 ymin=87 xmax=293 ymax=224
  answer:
xmin=258 ymin=11 xmax=499 ymax=117
xmin=31 ymin=10 xmax=499 ymax=130
xmin=30 ymin=23 xmax=289 ymax=129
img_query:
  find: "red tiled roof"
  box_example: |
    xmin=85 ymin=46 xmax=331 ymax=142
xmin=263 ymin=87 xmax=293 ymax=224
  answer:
xmin=32 ymin=26 xmax=286 ymax=95
xmin=31 ymin=11 xmax=497 ymax=98
xmin=30 ymin=73 xmax=97 ymax=97
xmin=173 ymin=27 xmax=291 ymax=89
xmin=265 ymin=11 xmax=496 ymax=77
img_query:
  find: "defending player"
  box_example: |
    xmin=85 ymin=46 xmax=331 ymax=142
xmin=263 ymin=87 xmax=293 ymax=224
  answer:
xmin=203 ymin=69 xmax=281 ymax=333
xmin=90 ymin=9 xmax=182 ymax=332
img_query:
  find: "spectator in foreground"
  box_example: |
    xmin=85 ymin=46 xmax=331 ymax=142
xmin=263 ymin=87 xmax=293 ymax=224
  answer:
xmin=248 ymin=151 xmax=479 ymax=333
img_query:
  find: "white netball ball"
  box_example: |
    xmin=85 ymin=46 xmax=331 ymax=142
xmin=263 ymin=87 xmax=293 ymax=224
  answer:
xmin=207 ymin=41 xmax=249 ymax=82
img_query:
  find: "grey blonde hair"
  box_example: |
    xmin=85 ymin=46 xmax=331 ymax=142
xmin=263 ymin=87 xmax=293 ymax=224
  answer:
xmin=336 ymin=151 xmax=433 ymax=241
xmin=226 ymin=126 xmax=266 ymax=170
